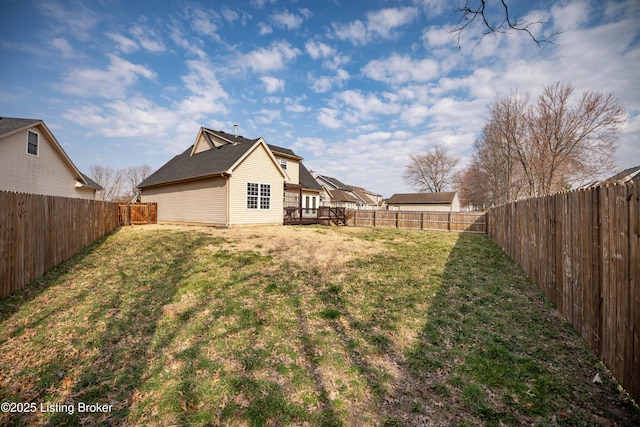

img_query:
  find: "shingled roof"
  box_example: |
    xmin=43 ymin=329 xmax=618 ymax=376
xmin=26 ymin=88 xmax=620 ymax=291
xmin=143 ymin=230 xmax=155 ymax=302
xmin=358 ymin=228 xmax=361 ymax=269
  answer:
xmin=138 ymin=140 xmax=258 ymax=188
xmin=386 ymin=192 xmax=456 ymax=204
xmin=0 ymin=117 xmax=40 ymax=137
xmin=138 ymin=127 xmax=317 ymax=190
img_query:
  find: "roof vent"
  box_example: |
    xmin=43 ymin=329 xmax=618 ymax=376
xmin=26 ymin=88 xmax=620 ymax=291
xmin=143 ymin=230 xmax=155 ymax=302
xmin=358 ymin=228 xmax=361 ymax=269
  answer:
xmin=234 ymin=124 xmax=239 ymax=138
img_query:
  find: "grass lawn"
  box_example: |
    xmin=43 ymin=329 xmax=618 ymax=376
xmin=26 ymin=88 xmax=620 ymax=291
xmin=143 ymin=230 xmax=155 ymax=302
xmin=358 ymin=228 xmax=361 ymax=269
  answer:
xmin=0 ymin=225 xmax=638 ymax=426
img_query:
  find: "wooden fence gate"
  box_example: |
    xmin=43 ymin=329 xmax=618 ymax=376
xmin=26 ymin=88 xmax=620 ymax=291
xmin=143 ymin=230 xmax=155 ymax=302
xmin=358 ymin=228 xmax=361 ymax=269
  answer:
xmin=118 ymin=203 xmax=157 ymax=226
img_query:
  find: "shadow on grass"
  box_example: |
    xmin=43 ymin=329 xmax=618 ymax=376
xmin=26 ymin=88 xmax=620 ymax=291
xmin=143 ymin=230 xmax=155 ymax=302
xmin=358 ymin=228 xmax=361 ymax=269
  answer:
xmin=0 ymin=229 xmax=118 ymax=330
xmin=2 ymin=226 xmax=638 ymax=426
xmin=0 ymin=227 xmax=217 ymax=426
xmin=381 ymin=232 xmax=640 ymax=426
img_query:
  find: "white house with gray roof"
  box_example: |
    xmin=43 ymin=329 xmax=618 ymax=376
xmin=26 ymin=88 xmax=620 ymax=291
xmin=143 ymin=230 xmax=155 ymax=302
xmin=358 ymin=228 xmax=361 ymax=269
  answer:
xmin=0 ymin=117 xmax=102 ymax=199
xmin=138 ymin=127 xmax=321 ymax=226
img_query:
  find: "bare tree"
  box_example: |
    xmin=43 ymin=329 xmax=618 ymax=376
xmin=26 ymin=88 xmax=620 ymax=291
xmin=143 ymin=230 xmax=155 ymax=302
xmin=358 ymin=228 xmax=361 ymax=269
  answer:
xmin=450 ymin=0 xmax=560 ymax=48
xmin=460 ymin=82 xmax=625 ymax=206
xmin=123 ymin=164 xmax=153 ymax=201
xmin=527 ymin=82 xmax=624 ymax=194
xmin=89 ymin=164 xmax=125 ymax=202
xmin=455 ymin=163 xmax=489 ymax=210
xmin=403 ymin=144 xmax=460 ymax=192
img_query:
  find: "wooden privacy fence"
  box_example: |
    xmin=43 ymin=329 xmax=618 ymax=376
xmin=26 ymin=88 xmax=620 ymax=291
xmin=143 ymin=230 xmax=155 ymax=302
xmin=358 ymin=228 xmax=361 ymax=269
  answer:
xmin=0 ymin=191 xmax=120 ymax=299
xmin=487 ymin=181 xmax=639 ymax=404
xmin=350 ymin=210 xmax=486 ymax=233
xmin=118 ymin=203 xmax=157 ymax=226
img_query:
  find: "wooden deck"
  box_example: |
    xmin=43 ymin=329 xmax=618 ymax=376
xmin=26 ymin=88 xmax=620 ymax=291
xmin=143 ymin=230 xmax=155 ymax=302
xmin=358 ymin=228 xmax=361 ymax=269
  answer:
xmin=284 ymin=207 xmax=347 ymax=226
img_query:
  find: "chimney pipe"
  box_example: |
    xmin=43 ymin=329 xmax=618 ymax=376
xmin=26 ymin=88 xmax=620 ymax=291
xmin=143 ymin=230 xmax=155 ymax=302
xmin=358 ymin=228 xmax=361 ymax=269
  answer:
xmin=234 ymin=124 xmax=238 ymax=138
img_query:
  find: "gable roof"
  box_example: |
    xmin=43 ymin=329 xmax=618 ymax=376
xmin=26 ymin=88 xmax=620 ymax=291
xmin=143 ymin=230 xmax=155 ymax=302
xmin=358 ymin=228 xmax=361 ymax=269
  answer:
xmin=299 ymin=163 xmax=322 ymax=191
xmin=600 ymin=165 xmax=640 ymax=185
xmin=0 ymin=117 xmax=40 ymax=137
xmin=329 ymin=189 xmax=360 ymax=203
xmin=139 ymin=140 xmax=257 ymax=188
xmin=268 ymin=144 xmax=303 ymax=160
xmin=0 ymin=116 xmax=101 ymax=190
xmin=387 ymin=192 xmax=457 ymax=205
xmin=139 ymin=127 xmax=311 ymax=190
xmin=316 ymin=174 xmax=350 ymax=190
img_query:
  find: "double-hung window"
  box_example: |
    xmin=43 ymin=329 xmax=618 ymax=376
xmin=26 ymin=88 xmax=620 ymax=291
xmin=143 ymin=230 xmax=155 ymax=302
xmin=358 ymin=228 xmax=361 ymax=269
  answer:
xmin=27 ymin=131 xmax=38 ymax=156
xmin=247 ymin=183 xmax=271 ymax=209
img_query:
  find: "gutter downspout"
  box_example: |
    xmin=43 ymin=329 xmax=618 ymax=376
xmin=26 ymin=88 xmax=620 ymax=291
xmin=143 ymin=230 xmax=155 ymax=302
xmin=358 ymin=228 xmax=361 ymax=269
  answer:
xmin=224 ymin=172 xmax=231 ymax=228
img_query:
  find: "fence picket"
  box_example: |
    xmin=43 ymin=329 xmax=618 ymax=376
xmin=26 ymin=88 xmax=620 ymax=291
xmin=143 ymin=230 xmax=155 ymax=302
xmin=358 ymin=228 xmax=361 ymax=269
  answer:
xmin=486 ymin=181 xmax=638 ymax=404
xmin=0 ymin=191 xmax=120 ymax=299
xmin=349 ymin=210 xmax=486 ymax=233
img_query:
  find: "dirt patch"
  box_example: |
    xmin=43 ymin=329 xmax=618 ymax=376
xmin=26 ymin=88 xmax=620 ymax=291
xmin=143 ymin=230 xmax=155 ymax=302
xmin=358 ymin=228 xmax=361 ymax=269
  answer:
xmin=128 ymin=224 xmax=384 ymax=272
xmin=218 ymin=226 xmax=383 ymax=270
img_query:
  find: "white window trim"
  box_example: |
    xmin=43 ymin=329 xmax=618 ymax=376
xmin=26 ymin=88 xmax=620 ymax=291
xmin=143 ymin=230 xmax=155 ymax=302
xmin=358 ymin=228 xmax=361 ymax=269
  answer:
xmin=247 ymin=182 xmax=271 ymax=210
xmin=26 ymin=130 xmax=39 ymax=157
xmin=280 ymin=158 xmax=287 ymax=170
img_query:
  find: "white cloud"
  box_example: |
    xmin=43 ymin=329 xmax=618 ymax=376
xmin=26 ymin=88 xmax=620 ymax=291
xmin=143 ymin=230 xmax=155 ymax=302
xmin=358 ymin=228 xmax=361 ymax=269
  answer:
xmin=106 ymin=32 xmax=139 ymax=53
xmin=362 ymin=54 xmax=440 ymax=84
xmin=550 ymin=1 xmax=591 ymax=32
xmin=258 ymin=22 xmax=273 ymax=35
xmin=129 ymin=25 xmax=166 ymax=53
xmin=178 ymin=59 xmax=228 ymax=117
xmin=261 ymin=76 xmax=285 ymax=93
xmin=331 ymin=20 xmax=367 ymax=45
xmin=56 ymin=54 xmax=156 ymax=98
xmin=316 ymin=89 xmax=401 ymax=128
xmin=309 ymin=69 xmax=349 ymax=93
xmin=366 ymin=7 xmax=418 ymax=39
xmin=37 ymin=1 xmax=99 ymax=41
xmin=305 ymin=40 xmax=335 ymax=59
xmin=331 ymin=7 xmax=418 ymax=45
xmin=251 ymin=0 xmax=276 ymax=8
xmin=318 ymin=108 xmax=343 ymax=129
xmin=284 ymin=97 xmax=309 ymax=113
xmin=49 ymin=37 xmax=75 ymax=58
xmin=422 ymin=25 xmax=454 ymax=48
xmin=411 ymin=0 xmax=448 ymax=17
xmin=242 ymin=41 xmax=300 ymax=72
xmin=222 ymin=8 xmax=240 ymax=23
xmin=252 ymin=108 xmax=281 ymax=125
xmin=168 ymin=26 xmax=206 ymax=58
xmin=271 ymin=9 xmax=305 ymax=30
xmin=61 ymin=58 xmax=228 ymax=141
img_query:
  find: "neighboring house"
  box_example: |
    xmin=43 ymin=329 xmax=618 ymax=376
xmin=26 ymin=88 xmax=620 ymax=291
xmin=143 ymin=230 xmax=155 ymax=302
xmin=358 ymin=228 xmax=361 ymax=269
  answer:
xmin=312 ymin=173 xmax=383 ymax=209
xmin=386 ymin=192 xmax=460 ymax=212
xmin=138 ymin=127 xmax=321 ymax=226
xmin=0 ymin=117 xmax=102 ymax=199
xmin=582 ymin=165 xmax=640 ymax=188
xmin=349 ymin=185 xmax=385 ymax=208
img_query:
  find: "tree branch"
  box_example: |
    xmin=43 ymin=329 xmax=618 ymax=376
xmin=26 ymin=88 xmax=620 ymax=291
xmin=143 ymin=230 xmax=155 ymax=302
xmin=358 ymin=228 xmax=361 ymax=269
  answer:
xmin=449 ymin=0 xmax=560 ymax=48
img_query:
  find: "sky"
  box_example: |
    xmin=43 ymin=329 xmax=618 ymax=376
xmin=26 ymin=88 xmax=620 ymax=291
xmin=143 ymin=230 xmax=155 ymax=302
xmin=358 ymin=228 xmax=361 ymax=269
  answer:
xmin=1 ymin=0 xmax=638 ymax=198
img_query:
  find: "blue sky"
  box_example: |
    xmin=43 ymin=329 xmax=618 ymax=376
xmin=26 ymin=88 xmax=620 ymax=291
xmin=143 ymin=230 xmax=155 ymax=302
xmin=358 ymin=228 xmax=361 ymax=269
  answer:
xmin=1 ymin=0 xmax=638 ymax=197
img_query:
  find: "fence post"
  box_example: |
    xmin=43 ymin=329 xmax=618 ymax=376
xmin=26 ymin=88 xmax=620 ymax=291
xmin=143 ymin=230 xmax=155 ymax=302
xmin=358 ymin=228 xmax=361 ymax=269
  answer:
xmin=448 ymin=212 xmax=451 ymax=231
xmin=126 ymin=204 xmax=131 ymax=226
xmin=373 ymin=210 xmax=377 ymax=227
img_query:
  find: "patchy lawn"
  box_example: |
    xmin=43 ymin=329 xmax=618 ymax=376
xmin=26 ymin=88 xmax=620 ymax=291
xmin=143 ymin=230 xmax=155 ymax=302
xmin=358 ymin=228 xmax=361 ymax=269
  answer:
xmin=0 ymin=225 xmax=638 ymax=426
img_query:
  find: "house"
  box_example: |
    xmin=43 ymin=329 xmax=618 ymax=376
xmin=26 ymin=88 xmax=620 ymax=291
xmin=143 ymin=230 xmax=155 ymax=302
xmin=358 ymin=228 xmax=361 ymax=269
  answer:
xmin=312 ymin=173 xmax=383 ymax=209
xmin=0 ymin=117 xmax=102 ymax=199
xmin=386 ymin=192 xmax=460 ymax=212
xmin=138 ymin=127 xmax=321 ymax=227
xmin=582 ymin=165 xmax=640 ymax=188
